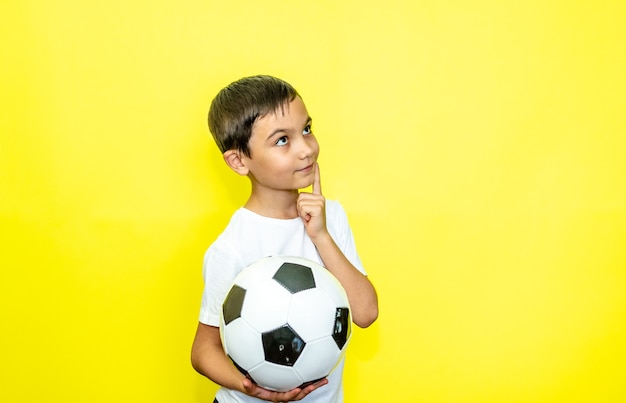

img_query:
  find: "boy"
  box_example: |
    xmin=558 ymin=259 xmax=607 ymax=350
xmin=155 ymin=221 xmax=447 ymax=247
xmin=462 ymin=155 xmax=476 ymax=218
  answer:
xmin=191 ymin=75 xmax=378 ymax=402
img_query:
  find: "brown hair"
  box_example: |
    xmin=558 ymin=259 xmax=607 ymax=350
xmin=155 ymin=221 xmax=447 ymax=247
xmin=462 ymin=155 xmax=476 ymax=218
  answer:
xmin=208 ymin=75 xmax=299 ymax=157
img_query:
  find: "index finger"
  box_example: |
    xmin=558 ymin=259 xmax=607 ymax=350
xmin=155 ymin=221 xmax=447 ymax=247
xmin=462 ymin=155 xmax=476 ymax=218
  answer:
xmin=312 ymin=162 xmax=322 ymax=195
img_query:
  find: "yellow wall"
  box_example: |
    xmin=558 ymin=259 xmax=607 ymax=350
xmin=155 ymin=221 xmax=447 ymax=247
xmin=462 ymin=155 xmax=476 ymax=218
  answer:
xmin=1 ymin=1 xmax=625 ymax=402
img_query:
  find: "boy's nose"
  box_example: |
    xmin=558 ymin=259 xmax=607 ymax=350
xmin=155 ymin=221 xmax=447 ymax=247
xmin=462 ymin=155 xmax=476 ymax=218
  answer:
xmin=296 ymin=137 xmax=314 ymax=159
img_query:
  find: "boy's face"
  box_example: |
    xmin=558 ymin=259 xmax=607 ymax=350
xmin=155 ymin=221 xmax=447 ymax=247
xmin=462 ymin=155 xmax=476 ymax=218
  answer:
xmin=241 ymin=96 xmax=319 ymax=191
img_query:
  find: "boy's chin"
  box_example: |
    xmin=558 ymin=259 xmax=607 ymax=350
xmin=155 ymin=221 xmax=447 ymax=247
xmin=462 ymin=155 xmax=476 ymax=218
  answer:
xmin=297 ymin=179 xmax=315 ymax=191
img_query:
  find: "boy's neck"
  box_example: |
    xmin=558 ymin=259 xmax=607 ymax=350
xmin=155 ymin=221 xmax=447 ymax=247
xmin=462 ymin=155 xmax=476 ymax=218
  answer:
xmin=243 ymin=189 xmax=300 ymax=219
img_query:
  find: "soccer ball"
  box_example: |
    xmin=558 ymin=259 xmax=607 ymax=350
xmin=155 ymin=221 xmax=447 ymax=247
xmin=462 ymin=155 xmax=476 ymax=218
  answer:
xmin=219 ymin=255 xmax=352 ymax=392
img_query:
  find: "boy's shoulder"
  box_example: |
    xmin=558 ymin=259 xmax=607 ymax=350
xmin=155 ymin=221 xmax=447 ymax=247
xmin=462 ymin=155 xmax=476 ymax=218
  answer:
xmin=325 ymin=198 xmax=343 ymax=213
xmin=325 ymin=199 xmax=348 ymax=223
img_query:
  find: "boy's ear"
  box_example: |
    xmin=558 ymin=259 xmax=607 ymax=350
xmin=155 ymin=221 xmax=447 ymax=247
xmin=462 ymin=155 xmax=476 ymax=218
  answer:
xmin=223 ymin=149 xmax=249 ymax=176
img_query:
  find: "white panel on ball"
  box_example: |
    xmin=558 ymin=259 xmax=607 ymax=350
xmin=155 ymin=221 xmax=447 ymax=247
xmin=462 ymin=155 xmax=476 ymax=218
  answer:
xmin=288 ymin=288 xmax=336 ymax=341
xmin=242 ymin=279 xmax=291 ymax=331
xmin=293 ymin=337 xmax=344 ymax=382
xmin=222 ymin=319 xmax=265 ymax=370
xmin=248 ymin=362 xmax=304 ymax=392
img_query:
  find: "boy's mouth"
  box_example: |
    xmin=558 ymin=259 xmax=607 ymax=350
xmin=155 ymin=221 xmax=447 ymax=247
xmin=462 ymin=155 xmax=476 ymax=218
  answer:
xmin=296 ymin=164 xmax=314 ymax=173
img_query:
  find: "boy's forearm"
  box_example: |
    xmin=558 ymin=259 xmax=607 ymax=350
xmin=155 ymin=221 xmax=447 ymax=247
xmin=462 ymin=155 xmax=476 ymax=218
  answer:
xmin=312 ymin=234 xmax=379 ymax=328
xmin=191 ymin=323 xmax=245 ymax=392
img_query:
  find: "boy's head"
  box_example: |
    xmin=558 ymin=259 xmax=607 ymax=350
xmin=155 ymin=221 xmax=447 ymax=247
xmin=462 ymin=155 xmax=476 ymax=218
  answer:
xmin=208 ymin=75 xmax=299 ymax=157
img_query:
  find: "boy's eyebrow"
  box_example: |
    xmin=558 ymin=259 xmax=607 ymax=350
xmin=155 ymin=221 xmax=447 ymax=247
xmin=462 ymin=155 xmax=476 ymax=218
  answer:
xmin=265 ymin=116 xmax=312 ymax=141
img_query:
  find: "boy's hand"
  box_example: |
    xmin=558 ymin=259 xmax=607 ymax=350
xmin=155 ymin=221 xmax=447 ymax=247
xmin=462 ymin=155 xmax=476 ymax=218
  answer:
xmin=297 ymin=163 xmax=327 ymax=240
xmin=242 ymin=376 xmax=328 ymax=402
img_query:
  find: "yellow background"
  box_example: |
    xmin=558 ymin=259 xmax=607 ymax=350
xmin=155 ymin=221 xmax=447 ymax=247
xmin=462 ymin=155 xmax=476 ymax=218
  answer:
xmin=2 ymin=1 xmax=625 ymax=402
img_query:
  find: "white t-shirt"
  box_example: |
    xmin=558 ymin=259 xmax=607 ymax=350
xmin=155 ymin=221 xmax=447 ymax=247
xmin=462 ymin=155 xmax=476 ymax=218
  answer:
xmin=199 ymin=200 xmax=365 ymax=403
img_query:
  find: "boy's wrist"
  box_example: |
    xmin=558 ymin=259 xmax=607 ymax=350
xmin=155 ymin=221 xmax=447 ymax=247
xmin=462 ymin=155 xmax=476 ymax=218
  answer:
xmin=311 ymin=232 xmax=340 ymax=261
xmin=309 ymin=230 xmax=332 ymax=246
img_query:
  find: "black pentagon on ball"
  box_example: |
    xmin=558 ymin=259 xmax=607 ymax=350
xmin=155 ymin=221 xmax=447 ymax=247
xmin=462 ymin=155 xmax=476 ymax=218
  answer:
xmin=272 ymin=262 xmax=316 ymax=294
xmin=262 ymin=325 xmax=306 ymax=367
xmin=222 ymin=285 xmax=246 ymax=325
xmin=332 ymin=307 xmax=351 ymax=349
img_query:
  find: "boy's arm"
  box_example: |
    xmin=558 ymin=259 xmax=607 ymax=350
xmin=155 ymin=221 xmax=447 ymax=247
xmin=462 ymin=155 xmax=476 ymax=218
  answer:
xmin=191 ymin=323 xmax=244 ymax=391
xmin=191 ymin=322 xmax=327 ymax=401
xmin=311 ymin=233 xmax=379 ymax=328
xmin=297 ymin=164 xmax=379 ymax=328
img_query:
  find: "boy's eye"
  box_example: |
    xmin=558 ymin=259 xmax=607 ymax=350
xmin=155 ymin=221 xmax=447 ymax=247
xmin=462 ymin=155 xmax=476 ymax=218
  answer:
xmin=303 ymin=125 xmax=312 ymax=135
xmin=275 ymin=136 xmax=288 ymax=146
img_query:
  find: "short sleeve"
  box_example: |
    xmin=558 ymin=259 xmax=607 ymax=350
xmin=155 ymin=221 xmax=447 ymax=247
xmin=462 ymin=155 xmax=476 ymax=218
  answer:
xmin=198 ymin=238 xmax=245 ymax=326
